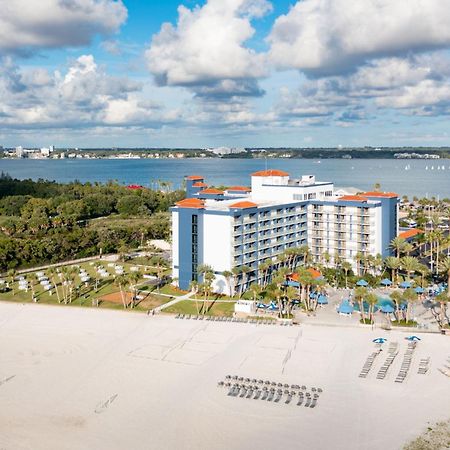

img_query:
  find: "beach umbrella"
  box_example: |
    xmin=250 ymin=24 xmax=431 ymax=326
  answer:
xmin=380 ymin=278 xmax=392 ymax=286
xmin=285 ymin=280 xmax=300 ymax=287
xmin=372 ymin=337 xmax=387 ymax=344
xmin=415 ymin=287 xmax=425 ymax=294
xmin=399 ymin=281 xmax=412 ymax=289
xmin=337 ymin=299 xmax=354 ymax=315
xmin=291 ymin=299 xmax=300 ymax=305
xmin=317 ymin=294 xmax=328 ymax=305
xmin=356 ymin=279 xmax=369 ymax=287
xmin=406 ymin=336 xmax=421 ymax=341
xmin=257 ymin=303 xmax=267 ymax=309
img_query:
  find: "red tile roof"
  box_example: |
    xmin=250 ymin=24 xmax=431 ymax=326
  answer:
xmin=175 ymin=198 xmax=205 ymax=209
xmin=127 ymin=184 xmax=143 ymax=190
xmin=199 ymin=188 xmax=224 ymax=195
xmin=229 ymin=201 xmax=258 ymax=209
xmin=289 ymin=268 xmax=322 ymax=281
xmin=339 ymin=195 xmax=368 ymax=202
xmin=361 ymin=191 xmax=398 ymax=198
xmin=192 ymin=182 xmax=207 ymax=187
xmin=251 ymin=169 xmax=289 ymax=177
xmin=398 ymin=228 xmax=423 ymax=239
xmin=186 ymin=175 xmax=204 ymax=180
xmin=227 ymin=186 xmax=251 ymax=191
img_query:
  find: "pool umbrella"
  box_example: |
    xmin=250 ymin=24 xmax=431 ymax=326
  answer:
xmin=415 ymin=287 xmax=425 ymax=294
xmin=380 ymin=278 xmax=392 ymax=286
xmin=356 ymin=279 xmax=369 ymax=287
xmin=399 ymin=281 xmax=412 ymax=288
xmin=380 ymin=304 xmax=395 ymax=313
xmin=406 ymin=335 xmax=421 ymax=341
xmin=373 ymin=338 xmax=387 ymax=344
xmin=337 ymin=300 xmax=354 ymax=315
xmin=257 ymin=303 xmax=267 ymax=309
xmin=317 ymin=294 xmax=328 ymax=305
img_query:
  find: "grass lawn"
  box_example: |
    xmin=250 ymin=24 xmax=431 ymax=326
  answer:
xmin=164 ymin=299 xmax=236 ymax=317
xmin=391 ymin=319 xmax=418 ymax=327
xmin=158 ymin=284 xmax=188 ymax=296
xmin=0 ymin=260 xmax=171 ymax=313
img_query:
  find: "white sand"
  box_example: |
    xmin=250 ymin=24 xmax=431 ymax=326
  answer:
xmin=0 ymin=302 xmax=449 ymax=450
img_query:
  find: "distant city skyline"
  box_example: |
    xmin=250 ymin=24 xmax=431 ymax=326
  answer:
xmin=1 ymin=0 xmax=450 ymax=148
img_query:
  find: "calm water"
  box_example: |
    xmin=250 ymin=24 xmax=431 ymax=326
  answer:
xmin=1 ymin=158 xmax=449 ymax=198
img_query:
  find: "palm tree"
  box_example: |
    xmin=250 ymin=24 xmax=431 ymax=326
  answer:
xmin=390 ymin=290 xmax=403 ymax=322
xmin=258 ymin=262 xmax=269 ymax=288
xmin=354 ymin=286 xmax=368 ymax=323
xmin=435 ymin=292 xmax=449 ymax=328
xmin=239 ymin=265 xmax=251 ymax=297
xmin=365 ymin=292 xmax=378 ymax=325
xmin=114 ymin=273 xmax=130 ymax=309
xmin=354 ymin=252 xmax=364 ymax=276
xmin=93 ymin=262 xmax=101 ymax=291
xmin=416 ymin=263 xmax=430 ymax=288
xmin=384 ymin=256 xmax=400 ymax=285
xmin=7 ymin=269 xmax=16 ymax=295
xmin=390 ymin=236 xmax=407 ymax=258
xmin=189 ymin=280 xmax=200 ymax=315
xmin=222 ymin=270 xmax=233 ymax=297
xmin=231 ymin=266 xmax=242 ymax=297
xmin=402 ymin=288 xmax=418 ymax=324
xmin=48 ymin=268 xmax=61 ymax=303
xmin=248 ymin=283 xmax=261 ymax=302
xmin=439 ymin=257 xmax=450 ymax=296
xmin=294 ymin=267 xmax=315 ymax=311
xmin=341 ymin=261 xmax=352 ymax=288
xmin=284 ymin=286 xmax=297 ymax=317
xmin=198 ymin=264 xmax=215 ymax=313
xmin=127 ymin=272 xmax=141 ymax=308
xmin=400 ymin=256 xmax=419 ymax=281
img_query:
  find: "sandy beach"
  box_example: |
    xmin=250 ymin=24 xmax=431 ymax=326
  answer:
xmin=0 ymin=302 xmax=449 ymax=450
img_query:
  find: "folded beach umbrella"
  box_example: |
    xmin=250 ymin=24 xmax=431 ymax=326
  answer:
xmin=399 ymin=281 xmax=412 ymax=289
xmin=372 ymin=337 xmax=387 ymax=344
xmin=337 ymin=299 xmax=353 ymax=314
xmin=356 ymin=279 xmax=369 ymax=287
xmin=380 ymin=278 xmax=392 ymax=286
xmin=406 ymin=335 xmax=421 ymax=341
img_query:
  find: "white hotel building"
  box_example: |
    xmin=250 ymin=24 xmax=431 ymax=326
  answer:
xmin=171 ymin=170 xmax=398 ymax=293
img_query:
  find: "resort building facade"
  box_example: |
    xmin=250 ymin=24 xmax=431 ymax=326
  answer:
xmin=171 ymin=170 xmax=398 ymax=293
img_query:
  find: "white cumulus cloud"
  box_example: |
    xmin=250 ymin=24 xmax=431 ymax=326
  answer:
xmin=268 ymin=0 xmax=450 ymax=75
xmin=146 ymin=0 xmax=271 ymax=97
xmin=0 ymin=0 xmax=127 ymax=54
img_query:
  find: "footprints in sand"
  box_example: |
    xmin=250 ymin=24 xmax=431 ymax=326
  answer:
xmin=94 ymin=394 xmax=118 ymax=414
xmin=0 ymin=375 xmax=15 ymax=386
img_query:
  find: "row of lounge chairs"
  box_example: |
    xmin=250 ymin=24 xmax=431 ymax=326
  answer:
xmin=174 ymin=314 xmax=293 ymax=326
xmin=395 ymin=341 xmax=417 ymax=383
xmin=217 ymin=377 xmax=322 ymax=407
xmin=376 ymin=342 xmax=399 ymax=380
xmin=359 ymin=350 xmax=381 ymax=378
xmin=418 ymin=357 xmax=430 ymax=374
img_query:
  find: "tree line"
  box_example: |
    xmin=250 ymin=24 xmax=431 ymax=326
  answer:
xmin=0 ymin=173 xmax=184 ymax=272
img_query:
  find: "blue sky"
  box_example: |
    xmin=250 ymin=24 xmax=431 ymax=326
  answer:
xmin=1 ymin=0 xmax=450 ymax=148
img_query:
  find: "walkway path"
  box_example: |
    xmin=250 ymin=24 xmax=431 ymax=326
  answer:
xmin=155 ymin=291 xmax=194 ymax=312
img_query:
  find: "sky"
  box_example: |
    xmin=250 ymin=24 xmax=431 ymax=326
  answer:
xmin=1 ymin=0 xmax=450 ymax=148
